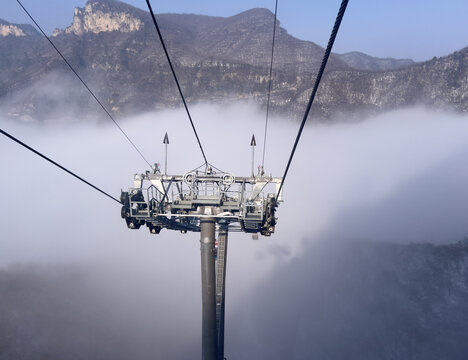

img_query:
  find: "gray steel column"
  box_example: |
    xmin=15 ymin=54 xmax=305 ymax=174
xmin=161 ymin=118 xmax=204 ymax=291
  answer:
xmin=216 ymin=227 xmax=228 ymax=360
xmin=200 ymin=217 xmax=219 ymax=360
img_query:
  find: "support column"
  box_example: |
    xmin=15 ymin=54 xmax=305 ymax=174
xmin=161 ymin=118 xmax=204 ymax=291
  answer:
xmin=200 ymin=217 xmax=219 ymax=360
xmin=216 ymin=226 xmax=228 ymax=360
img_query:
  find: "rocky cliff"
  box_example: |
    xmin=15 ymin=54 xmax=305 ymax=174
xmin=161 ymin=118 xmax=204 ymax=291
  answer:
xmin=52 ymin=0 xmax=145 ymax=36
xmin=0 ymin=19 xmax=38 ymax=37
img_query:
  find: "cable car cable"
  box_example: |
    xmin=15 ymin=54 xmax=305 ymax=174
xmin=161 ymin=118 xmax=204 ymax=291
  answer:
xmin=276 ymin=0 xmax=349 ymax=202
xmin=0 ymin=128 xmax=122 ymax=205
xmin=261 ymin=0 xmax=279 ymax=171
xmin=15 ymin=0 xmax=153 ymax=169
xmin=145 ymin=0 xmax=208 ymax=166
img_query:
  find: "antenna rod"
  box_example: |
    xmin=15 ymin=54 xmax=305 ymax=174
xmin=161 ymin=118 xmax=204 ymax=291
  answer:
xmin=163 ymin=132 xmax=169 ymax=175
xmin=250 ymin=134 xmax=257 ymax=177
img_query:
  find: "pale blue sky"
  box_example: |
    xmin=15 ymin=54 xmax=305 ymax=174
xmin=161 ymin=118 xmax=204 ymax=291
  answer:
xmin=2 ymin=0 xmax=468 ymax=61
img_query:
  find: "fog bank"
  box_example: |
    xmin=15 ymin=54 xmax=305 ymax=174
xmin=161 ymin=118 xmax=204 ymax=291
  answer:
xmin=1 ymin=104 xmax=468 ymax=358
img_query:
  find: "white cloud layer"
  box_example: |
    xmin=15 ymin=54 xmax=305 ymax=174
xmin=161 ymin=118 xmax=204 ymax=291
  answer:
xmin=1 ymin=104 xmax=468 ymax=357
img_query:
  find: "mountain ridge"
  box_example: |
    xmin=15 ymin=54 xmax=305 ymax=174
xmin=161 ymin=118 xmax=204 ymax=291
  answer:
xmin=337 ymin=51 xmax=416 ymax=71
xmin=0 ymin=0 xmax=466 ymax=121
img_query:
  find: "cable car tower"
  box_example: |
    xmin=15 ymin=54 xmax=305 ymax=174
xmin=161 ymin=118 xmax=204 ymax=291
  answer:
xmin=4 ymin=1 xmax=349 ymax=359
xmin=121 ymin=133 xmax=282 ymax=360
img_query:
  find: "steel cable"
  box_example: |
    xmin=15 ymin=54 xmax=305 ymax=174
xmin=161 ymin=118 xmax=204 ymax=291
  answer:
xmin=16 ymin=0 xmax=153 ymax=169
xmin=0 ymin=128 xmax=122 ymax=205
xmin=276 ymin=0 xmax=349 ymax=202
xmin=145 ymin=0 xmax=208 ymax=165
xmin=261 ymin=0 xmax=279 ymax=171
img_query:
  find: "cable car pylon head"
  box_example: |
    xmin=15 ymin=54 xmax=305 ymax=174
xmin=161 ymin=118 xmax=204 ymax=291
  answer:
xmin=121 ymin=135 xmax=283 ymax=237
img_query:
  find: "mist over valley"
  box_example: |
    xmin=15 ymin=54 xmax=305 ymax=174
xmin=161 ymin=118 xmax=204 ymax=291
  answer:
xmin=2 ymin=105 xmax=468 ymax=358
xmin=1 ymin=0 xmax=468 ymax=358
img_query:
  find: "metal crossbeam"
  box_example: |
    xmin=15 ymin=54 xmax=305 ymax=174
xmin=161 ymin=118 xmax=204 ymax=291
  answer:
xmin=121 ymin=165 xmax=282 ymax=236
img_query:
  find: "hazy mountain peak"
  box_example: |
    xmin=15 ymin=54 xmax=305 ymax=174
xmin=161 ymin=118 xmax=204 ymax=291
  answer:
xmin=0 ymin=18 xmax=39 ymax=37
xmin=225 ymin=7 xmax=278 ymax=31
xmin=338 ymin=51 xmax=416 ymax=71
xmin=52 ymin=0 xmax=145 ymax=36
xmin=233 ymin=7 xmax=274 ymax=19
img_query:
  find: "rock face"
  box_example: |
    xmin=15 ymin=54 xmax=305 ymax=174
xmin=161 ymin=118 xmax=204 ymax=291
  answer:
xmin=0 ymin=0 xmax=466 ymax=122
xmin=0 ymin=19 xmax=38 ymax=37
xmin=0 ymin=23 xmax=26 ymax=37
xmin=52 ymin=0 xmax=144 ymax=36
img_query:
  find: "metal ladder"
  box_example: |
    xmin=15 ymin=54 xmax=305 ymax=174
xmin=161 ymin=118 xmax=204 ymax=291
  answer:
xmin=215 ymin=228 xmax=228 ymax=360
